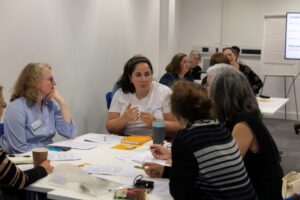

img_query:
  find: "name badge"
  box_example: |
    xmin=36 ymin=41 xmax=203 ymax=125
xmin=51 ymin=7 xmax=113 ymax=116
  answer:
xmin=31 ymin=119 xmax=42 ymax=130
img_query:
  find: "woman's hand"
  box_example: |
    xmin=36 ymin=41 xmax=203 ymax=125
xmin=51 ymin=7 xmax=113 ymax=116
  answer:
xmin=150 ymin=144 xmax=171 ymax=160
xmin=140 ymin=112 xmax=155 ymax=127
xmin=39 ymin=160 xmax=54 ymax=174
xmin=143 ymin=162 xmax=164 ymax=178
xmin=121 ymin=103 xmax=139 ymax=122
xmin=46 ymin=90 xmax=65 ymax=105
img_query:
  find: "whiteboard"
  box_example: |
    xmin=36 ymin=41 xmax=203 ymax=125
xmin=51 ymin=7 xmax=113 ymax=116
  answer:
xmin=261 ymin=14 xmax=300 ymax=76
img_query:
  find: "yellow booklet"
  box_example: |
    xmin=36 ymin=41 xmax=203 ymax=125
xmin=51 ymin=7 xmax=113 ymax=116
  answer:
xmin=120 ymin=135 xmax=152 ymax=145
xmin=111 ymin=143 xmax=140 ymax=150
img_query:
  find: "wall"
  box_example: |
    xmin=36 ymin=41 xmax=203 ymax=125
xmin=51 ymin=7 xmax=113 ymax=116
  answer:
xmin=0 ymin=0 xmax=161 ymax=135
xmin=177 ymin=0 xmax=300 ymax=120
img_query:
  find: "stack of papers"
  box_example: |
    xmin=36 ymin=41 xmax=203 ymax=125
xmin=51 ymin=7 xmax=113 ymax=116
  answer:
xmin=8 ymin=155 xmax=33 ymax=164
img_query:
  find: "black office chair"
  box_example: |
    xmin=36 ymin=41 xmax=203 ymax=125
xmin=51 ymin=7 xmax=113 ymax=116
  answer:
xmin=294 ymin=122 xmax=300 ymax=134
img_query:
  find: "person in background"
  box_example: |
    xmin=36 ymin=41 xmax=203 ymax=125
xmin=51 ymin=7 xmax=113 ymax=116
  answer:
xmin=159 ymin=53 xmax=193 ymax=87
xmin=0 ymin=85 xmax=53 ymax=198
xmin=106 ymin=55 xmax=181 ymax=136
xmin=223 ymin=47 xmax=263 ymax=94
xmin=209 ymin=52 xmax=230 ymax=66
xmin=206 ymin=63 xmax=234 ymax=92
xmin=232 ymin=45 xmax=245 ymax=65
xmin=200 ymin=53 xmax=230 ymax=88
xmin=0 ymin=63 xmax=77 ymax=154
xmin=210 ymin=69 xmax=283 ymax=200
xmin=189 ymin=50 xmax=202 ymax=80
xmin=143 ymin=81 xmax=257 ymax=200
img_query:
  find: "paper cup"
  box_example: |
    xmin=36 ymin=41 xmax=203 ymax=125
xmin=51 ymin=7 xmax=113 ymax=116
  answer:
xmin=32 ymin=147 xmax=48 ymax=167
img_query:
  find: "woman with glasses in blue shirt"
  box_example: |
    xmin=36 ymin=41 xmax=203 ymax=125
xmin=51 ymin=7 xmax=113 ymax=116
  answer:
xmin=0 ymin=63 xmax=77 ymax=154
xmin=0 ymin=85 xmax=53 ymax=198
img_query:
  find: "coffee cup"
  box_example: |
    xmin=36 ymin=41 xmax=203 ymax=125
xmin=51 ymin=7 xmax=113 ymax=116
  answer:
xmin=32 ymin=147 xmax=48 ymax=167
xmin=152 ymin=120 xmax=165 ymax=144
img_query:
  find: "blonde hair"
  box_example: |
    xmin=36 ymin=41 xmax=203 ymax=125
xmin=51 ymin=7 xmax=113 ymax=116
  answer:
xmin=11 ymin=63 xmax=52 ymax=106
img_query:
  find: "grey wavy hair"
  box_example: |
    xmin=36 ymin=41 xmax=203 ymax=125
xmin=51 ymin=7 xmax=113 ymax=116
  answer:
xmin=209 ymin=68 xmax=261 ymax=123
xmin=189 ymin=50 xmax=201 ymax=59
xmin=206 ymin=63 xmax=234 ymax=77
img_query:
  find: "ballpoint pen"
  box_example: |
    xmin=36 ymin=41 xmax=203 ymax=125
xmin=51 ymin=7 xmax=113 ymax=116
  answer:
xmin=8 ymin=154 xmax=31 ymax=158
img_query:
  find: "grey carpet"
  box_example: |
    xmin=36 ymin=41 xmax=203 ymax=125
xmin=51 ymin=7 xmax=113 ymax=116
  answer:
xmin=263 ymin=118 xmax=300 ymax=174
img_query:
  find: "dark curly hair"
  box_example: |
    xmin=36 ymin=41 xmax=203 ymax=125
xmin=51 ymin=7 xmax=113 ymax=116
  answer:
xmin=171 ymin=81 xmax=212 ymax=122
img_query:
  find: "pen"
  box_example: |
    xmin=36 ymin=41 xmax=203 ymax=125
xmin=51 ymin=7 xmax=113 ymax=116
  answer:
xmin=77 ymin=163 xmax=89 ymax=167
xmin=8 ymin=154 xmax=31 ymax=158
xmin=134 ymin=165 xmax=144 ymax=170
xmin=83 ymin=139 xmax=96 ymax=143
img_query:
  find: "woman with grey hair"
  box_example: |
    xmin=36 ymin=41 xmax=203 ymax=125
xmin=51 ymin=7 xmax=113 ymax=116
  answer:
xmin=189 ymin=50 xmax=202 ymax=80
xmin=206 ymin=63 xmax=233 ymax=90
xmin=210 ymin=69 xmax=283 ymax=200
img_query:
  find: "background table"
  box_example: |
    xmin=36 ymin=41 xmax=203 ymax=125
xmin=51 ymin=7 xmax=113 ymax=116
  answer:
xmin=257 ymin=97 xmax=289 ymax=115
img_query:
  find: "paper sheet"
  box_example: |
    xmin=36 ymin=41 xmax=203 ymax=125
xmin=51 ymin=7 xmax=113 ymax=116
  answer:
xmin=82 ymin=164 xmax=138 ymax=177
xmin=115 ymin=151 xmax=169 ymax=166
xmin=83 ymin=134 xmax=122 ymax=144
xmin=48 ymin=152 xmax=81 ymax=161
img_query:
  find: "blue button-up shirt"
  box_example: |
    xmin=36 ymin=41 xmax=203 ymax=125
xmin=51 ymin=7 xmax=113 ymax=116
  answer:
xmin=0 ymin=97 xmax=77 ymax=154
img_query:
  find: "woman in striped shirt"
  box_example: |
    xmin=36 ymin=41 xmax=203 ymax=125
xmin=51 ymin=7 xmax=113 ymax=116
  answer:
xmin=0 ymin=85 xmax=53 ymax=190
xmin=144 ymin=81 xmax=257 ymax=200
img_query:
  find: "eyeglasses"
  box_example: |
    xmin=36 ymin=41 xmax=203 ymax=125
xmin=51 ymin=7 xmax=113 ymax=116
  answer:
xmin=40 ymin=76 xmax=55 ymax=83
xmin=2 ymin=101 xmax=6 ymax=108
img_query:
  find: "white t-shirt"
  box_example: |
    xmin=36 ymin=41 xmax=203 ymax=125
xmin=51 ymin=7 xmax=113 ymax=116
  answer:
xmin=109 ymin=81 xmax=172 ymax=135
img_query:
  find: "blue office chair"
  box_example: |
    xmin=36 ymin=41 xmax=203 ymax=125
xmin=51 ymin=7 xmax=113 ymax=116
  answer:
xmin=105 ymin=91 xmax=113 ymax=109
xmin=284 ymin=194 xmax=300 ymax=200
xmin=0 ymin=123 xmax=4 ymax=137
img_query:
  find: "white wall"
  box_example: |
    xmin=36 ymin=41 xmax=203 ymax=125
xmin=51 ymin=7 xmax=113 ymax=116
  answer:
xmin=2 ymin=0 xmax=297 ymax=137
xmin=177 ymin=0 xmax=300 ymax=120
xmin=0 ymin=0 xmax=161 ymax=135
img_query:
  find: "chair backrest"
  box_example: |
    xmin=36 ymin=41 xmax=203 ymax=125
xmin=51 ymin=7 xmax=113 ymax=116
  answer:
xmin=105 ymin=91 xmax=113 ymax=109
xmin=0 ymin=123 xmax=4 ymax=137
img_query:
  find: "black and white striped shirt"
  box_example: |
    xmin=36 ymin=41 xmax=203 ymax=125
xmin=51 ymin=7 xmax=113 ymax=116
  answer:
xmin=169 ymin=120 xmax=257 ymax=200
xmin=0 ymin=148 xmax=47 ymax=189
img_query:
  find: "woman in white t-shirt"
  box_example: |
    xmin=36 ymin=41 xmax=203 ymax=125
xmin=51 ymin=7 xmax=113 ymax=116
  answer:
xmin=106 ymin=56 xmax=181 ymax=135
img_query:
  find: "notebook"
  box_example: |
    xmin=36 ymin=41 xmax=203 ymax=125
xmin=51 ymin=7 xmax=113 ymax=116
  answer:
xmin=121 ymin=135 xmax=152 ymax=145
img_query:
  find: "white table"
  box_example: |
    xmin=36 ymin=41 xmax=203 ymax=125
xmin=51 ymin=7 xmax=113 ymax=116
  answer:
xmin=24 ymin=133 xmax=172 ymax=200
xmin=257 ymin=97 xmax=289 ymax=115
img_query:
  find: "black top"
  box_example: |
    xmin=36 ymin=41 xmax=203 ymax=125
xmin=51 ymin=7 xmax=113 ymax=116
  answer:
xmin=228 ymin=112 xmax=283 ymax=200
xmin=190 ymin=65 xmax=202 ymax=80
xmin=165 ymin=120 xmax=257 ymax=200
xmin=239 ymin=64 xmax=263 ymax=94
xmin=159 ymin=72 xmax=194 ymax=87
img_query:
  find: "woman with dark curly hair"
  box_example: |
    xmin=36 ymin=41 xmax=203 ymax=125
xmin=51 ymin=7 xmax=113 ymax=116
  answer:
xmin=106 ymin=55 xmax=181 ymax=136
